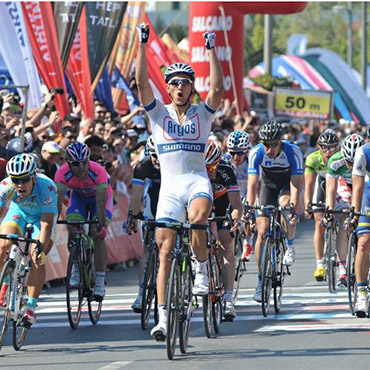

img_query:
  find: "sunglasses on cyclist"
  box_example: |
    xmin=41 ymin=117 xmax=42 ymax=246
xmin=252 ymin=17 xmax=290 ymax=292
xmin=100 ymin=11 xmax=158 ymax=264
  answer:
xmin=206 ymin=163 xmax=218 ymax=171
xmin=70 ymin=160 xmax=89 ymax=167
xmin=150 ymin=153 xmax=158 ymax=159
xmin=229 ymin=150 xmax=246 ymax=157
xmin=320 ymin=145 xmax=337 ymax=153
xmin=168 ymin=78 xmax=193 ymax=87
xmin=11 ymin=176 xmax=32 ymax=185
xmin=262 ymin=141 xmax=280 ymax=148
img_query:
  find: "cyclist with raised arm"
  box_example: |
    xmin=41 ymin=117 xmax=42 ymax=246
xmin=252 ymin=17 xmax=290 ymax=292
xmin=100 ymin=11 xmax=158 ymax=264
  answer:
xmin=323 ymin=134 xmax=364 ymax=287
xmin=304 ymin=131 xmax=339 ymax=281
xmin=350 ymin=129 xmax=370 ymax=317
xmin=247 ymin=121 xmax=303 ymax=302
xmin=0 ymin=154 xmax=58 ymax=326
xmin=205 ymin=139 xmax=243 ymax=320
xmin=123 ymin=136 xmax=161 ymax=313
xmin=224 ymin=131 xmax=253 ymax=261
xmin=54 ymin=142 xmax=113 ymax=301
xmin=135 ymin=23 xmax=223 ymax=341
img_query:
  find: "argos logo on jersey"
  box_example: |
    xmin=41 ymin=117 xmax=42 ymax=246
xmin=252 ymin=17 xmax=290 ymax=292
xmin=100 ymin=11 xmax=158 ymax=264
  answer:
xmin=162 ymin=115 xmax=200 ymax=141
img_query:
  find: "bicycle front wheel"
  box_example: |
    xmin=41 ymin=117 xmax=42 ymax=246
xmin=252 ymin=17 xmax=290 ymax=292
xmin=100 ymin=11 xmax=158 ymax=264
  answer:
xmin=233 ymin=231 xmax=245 ymax=305
xmin=211 ymin=252 xmax=222 ymax=331
xmin=12 ymin=283 xmax=28 ymax=350
xmin=261 ymin=238 xmax=273 ymax=317
xmin=274 ymin=238 xmax=287 ymax=313
xmin=166 ymin=258 xmax=179 ymax=360
xmin=88 ymin=262 xmax=102 ymax=325
xmin=66 ymin=246 xmax=83 ymax=329
xmin=0 ymin=260 xmax=13 ymax=349
xmin=179 ymin=256 xmax=193 ymax=353
xmin=326 ymin=229 xmax=336 ymax=293
xmin=141 ymin=245 xmax=158 ymax=330
xmin=347 ymin=231 xmax=357 ymax=315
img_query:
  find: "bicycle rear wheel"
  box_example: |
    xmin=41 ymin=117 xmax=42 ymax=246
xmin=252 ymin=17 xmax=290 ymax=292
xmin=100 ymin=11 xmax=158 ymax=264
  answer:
xmin=88 ymin=261 xmax=102 ymax=325
xmin=166 ymin=258 xmax=179 ymax=360
xmin=179 ymin=256 xmax=193 ymax=353
xmin=141 ymin=245 xmax=158 ymax=330
xmin=347 ymin=231 xmax=357 ymax=315
xmin=261 ymin=238 xmax=273 ymax=317
xmin=66 ymin=246 xmax=83 ymax=329
xmin=211 ymin=252 xmax=223 ymax=330
xmin=12 ymin=283 xmax=28 ymax=350
xmin=0 ymin=260 xmax=13 ymax=349
xmin=274 ymin=238 xmax=286 ymax=313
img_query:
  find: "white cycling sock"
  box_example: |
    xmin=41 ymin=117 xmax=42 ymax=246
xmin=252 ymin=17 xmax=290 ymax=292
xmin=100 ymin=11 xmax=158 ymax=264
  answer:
xmin=196 ymin=260 xmax=208 ymax=274
xmin=95 ymin=272 xmax=105 ymax=287
xmin=316 ymin=258 xmax=324 ymax=268
xmin=158 ymin=305 xmax=167 ymax=322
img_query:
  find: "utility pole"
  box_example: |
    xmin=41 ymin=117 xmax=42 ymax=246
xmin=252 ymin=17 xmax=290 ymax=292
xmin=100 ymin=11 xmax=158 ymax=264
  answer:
xmin=361 ymin=2 xmax=367 ymax=90
xmin=264 ymin=14 xmax=272 ymax=75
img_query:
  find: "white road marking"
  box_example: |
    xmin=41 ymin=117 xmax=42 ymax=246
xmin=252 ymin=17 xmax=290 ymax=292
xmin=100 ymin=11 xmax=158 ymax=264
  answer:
xmin=99 ymin=361 xmax=132 ymax=370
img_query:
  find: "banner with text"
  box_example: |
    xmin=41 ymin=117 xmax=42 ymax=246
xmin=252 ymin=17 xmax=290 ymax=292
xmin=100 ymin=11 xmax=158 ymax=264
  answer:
xmin=22 ymin=1 xmax=69 ymax=119
xmin=274 ymin=87 xmax=333 ymax=119
xmin=0 ymin=2 xmax=42 ymax=108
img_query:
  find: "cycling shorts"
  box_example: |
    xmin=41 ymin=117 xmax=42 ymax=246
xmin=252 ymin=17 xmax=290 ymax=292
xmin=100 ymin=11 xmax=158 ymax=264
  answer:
xmin=257 ymin=181 xmax=290 ymax=217
xmin=357 ymin=181 xmax=370 ymax=236
xmin=214 ymin=194 xmax=230 ymax=231
xmin=156 ymin=173 xmax=212 ymax=223
xmin=2 ymin=204 xmax=57 ymax=241
xmin=66 ymin=190 xmax=113 ymax=224
xmin=312 ymin=175 xmax=326 ymax=213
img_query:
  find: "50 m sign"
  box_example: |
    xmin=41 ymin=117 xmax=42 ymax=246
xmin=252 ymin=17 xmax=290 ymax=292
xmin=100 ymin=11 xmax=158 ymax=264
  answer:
xmin=274 ymin=87 xmax=333 ymax=119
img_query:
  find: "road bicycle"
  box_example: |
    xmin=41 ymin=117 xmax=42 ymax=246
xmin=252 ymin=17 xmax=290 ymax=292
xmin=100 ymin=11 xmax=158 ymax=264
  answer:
xmin=154 ymin=218 xmax=204 ymax=360
xmin=57 ymin=215 xmax=101 ymax=329
xmin=245 ymin=203 xmax=293 ymax=317
xmin=0 ymin=224 xmax=41 ymax=350
xmin=127 ymin=211 xmax=159 ymax=330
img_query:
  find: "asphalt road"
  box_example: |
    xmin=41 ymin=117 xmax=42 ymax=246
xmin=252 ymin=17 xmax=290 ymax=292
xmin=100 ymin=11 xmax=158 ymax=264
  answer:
xmin=1 ymin=219 xmax=370 ymax=369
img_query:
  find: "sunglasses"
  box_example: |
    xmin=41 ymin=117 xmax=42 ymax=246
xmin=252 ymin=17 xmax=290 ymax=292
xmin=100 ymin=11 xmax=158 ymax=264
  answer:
xmin=11 ymin=176 xmax=32 ymax=185
xmin=320 ymin=146 xmax=337 ymax=153
xmin=97 ymin=111 xmax=107 ymax=115
xmin=41 ymin=135 xmax=50 ymax=140
xmin=262 ymin=141 xmax=280 ymax=148
xmin=168 ymin=78 xmax=193 ymax=87
xmin=65 ymin=135 xmax=77 ymax=140
xmin=150 ymin=153 xmax=158 ymax=159
xmin=206 ymin=163 xmax=218 ymax=171
xmin=229 ymin=150 xmax=246 ymax=157
xmin=70 ymin=160 xmax=88 ymax=167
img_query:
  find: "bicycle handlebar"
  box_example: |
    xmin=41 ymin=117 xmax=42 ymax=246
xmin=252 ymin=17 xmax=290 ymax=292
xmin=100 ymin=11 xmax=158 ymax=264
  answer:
xmin=0 ymin=234 xmax=42 ymax=254
xmin=57 ymin=219 xmax=102 ymax=233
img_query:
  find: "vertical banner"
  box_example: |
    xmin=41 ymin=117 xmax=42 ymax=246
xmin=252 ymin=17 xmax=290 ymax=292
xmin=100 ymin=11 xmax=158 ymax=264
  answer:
xmin=65 ymin=7 xmax=94 ymax=119
xmin=22 ymin=1 xmax=69 ymax=118
xmin=84 ymin=1 xmax=127 ymax=89
xmin=188 ymin=2 xmax=308 ymax=112
xmin=0 ymin=2 xmax=42 ymax=108
xmin=53 ymin=1 xmax=83 ymax=69
xmin=111 ymin=1 xmax=146 ymax=109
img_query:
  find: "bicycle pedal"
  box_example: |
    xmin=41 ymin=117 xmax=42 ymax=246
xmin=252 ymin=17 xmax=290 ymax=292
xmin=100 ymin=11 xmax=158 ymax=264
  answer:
xmin=223 ymin=315 xmax=234 ymax=322
xmin=92 ymin=294 xmax=104 ymax=302
xmin=153 ymin=331 xmax=166 ymax=342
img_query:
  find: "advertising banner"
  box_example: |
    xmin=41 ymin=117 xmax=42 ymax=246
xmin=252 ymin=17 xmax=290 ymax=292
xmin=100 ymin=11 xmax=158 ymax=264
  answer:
xmin=274 ymin=87 xmax=333 ymax=119
xmin=0 ymin=2 xmax=42 ymax=108
xmin=22 ymin=1 xmax=69 ymax=118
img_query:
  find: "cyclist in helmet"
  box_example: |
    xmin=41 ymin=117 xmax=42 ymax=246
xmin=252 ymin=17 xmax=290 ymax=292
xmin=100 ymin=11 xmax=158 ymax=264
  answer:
xmin=205 ymin=138 xmax=243 ymax=321
xmin=247 ymin=121 xmax=303 ymax=302
xmin=324 ymin=133 xmax=365 ymax=290
xmin=123 ymin=136 xmax=161 ymax=313
xmin=304 ymin=130 xmax=340 ymax=282
xmin=225 ymin=130 xmax=253 ymax=261
xmin=54 ymin=142 xmax=113 ymax=301
xmin=0 ymin=153 xmax=58 ymax=326
xmin=136 ymin=23 xmax=223 ymax=341
xmin=350 ymin=133 xmax=370 ymax=317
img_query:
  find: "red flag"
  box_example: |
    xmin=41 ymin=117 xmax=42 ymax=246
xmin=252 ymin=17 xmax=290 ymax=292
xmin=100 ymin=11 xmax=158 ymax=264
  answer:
xmin=146 ymin=54 xmax=171 ymax=104
xmin=65 ymin=8 xmax=94 ymax=119
xmin=22 ymin=2 xmax=69 ymax=119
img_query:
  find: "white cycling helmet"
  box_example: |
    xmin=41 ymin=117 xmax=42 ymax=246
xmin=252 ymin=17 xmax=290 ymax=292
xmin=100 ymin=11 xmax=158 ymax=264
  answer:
xmin=227 ymin=131 xmax=251 ymax=150
xmin=205 ymin=138 xmax=222 ymax=166
xmin=341 ymin=133 xmax=365 ymax=162
xmin=144 ymin=135 xmax=156 ymax=156
xmin=164 ymin=63 xmax=195 ymax=83
xmin=6 ymin=153 xmax=37 ymax=178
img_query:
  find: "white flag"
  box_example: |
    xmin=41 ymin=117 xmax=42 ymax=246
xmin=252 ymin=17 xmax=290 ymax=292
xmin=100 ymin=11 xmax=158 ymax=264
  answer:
xmin=287 ymin=34 xmax=308 ymax=56
xmin=0 ymin=2 xmax=42 ymax=108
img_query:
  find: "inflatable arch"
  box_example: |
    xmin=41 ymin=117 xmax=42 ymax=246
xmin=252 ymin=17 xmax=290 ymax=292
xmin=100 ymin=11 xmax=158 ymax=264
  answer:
xmin=189 ymin=2 xmax=307 ymax=111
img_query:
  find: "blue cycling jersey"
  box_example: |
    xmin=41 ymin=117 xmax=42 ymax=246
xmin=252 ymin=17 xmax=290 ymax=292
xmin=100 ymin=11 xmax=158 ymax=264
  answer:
xmin=0 ymin=173 xmax=58 ymax=217
xmin=353 ymin=143 xmax=370 ymax=177
xmin=248 ymin=141 xmax=303 ymax=188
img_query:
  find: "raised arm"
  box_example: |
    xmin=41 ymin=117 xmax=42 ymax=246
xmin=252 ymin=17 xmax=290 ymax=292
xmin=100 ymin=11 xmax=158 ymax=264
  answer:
xmin=135 ymin=23 xmax=154 ymax=106
xmin=204 ymin=32 xmax=224 ymax=111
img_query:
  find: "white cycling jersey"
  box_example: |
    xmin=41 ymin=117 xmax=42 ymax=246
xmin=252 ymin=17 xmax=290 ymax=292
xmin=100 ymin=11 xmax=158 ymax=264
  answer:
xmin=144 ymin=98 xmax=216 ymax=222
xmin=223 ymin=153 xmax=248 ymax=199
